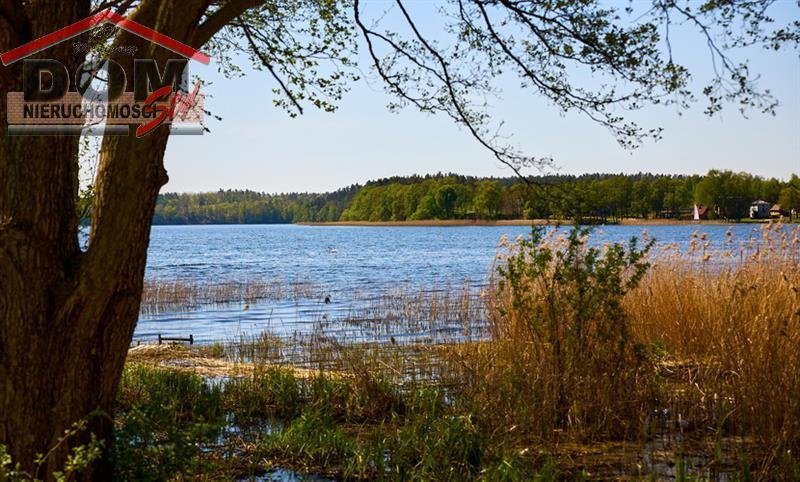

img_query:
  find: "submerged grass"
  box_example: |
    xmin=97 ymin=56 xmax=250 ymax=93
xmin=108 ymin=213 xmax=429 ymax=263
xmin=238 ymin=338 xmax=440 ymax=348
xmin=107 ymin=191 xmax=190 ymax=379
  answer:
xmin=114 ymin=365 xmax=225 ymax=481
xmin=116 ymin=223 xmax=799 ymax=480
xmin=140 ymin=278 xmax=318 ymax=314
xmin=114 ymin=363 xmax=511 ymax=480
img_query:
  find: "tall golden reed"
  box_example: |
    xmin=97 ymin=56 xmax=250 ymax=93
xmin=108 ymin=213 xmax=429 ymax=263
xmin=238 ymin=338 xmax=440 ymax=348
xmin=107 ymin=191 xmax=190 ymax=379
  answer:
xmin=628 ymin=224 xmax=800 ymax=471
xmin=444 ymin=224 xmax=798 ymax=476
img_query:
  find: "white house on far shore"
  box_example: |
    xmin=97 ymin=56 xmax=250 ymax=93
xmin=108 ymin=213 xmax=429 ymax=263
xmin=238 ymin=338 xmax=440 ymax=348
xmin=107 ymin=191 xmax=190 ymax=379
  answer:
xmin=749 ymin=200 xmax=771 ymax=219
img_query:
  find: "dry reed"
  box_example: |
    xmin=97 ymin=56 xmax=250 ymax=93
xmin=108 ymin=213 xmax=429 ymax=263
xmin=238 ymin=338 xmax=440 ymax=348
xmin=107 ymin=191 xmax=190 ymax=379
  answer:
xmin=440 ymin=223 xmax=799 ymax=476
xmin=627 ymin=224 xmax=800 ymax=473
xmin=140 ymin=278 xmax=317 ymax=314
xmin=127 ymin=223 xmax=800 ymax=477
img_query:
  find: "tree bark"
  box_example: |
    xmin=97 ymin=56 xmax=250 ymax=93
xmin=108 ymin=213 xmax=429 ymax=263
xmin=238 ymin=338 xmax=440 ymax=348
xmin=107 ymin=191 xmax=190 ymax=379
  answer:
xmin=0 ymin=1 xmax=208 ymax=479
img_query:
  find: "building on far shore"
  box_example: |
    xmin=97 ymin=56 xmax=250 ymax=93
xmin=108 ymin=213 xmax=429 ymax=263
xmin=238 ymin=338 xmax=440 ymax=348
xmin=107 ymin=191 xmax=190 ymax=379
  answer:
xmin=749 ymin=200 xmax=771 ymax=219
xmin=770 ymin=204 xmax=789 ymax=219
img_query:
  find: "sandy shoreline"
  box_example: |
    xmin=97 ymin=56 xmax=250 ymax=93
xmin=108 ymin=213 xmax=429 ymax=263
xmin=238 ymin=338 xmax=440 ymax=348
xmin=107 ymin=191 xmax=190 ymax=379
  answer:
xmin=300 ymin=218 xmax=766 ymax=227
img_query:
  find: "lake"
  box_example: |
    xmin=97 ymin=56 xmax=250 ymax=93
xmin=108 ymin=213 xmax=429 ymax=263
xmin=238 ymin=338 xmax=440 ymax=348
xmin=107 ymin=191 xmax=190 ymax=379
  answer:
xmin=135 ymin=223 xmax=770 ymax=344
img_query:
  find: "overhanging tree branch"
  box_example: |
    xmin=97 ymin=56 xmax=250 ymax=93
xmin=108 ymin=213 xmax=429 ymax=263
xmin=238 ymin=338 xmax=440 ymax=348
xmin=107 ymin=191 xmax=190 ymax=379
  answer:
xmin=191 ymin=0 xmax=265 ymax=47
xmin=238 ymin=18 xmax=304 ymax=115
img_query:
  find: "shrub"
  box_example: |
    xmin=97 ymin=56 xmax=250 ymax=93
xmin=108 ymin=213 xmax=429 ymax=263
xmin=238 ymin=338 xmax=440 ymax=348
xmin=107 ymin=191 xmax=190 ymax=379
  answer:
xmin=0 ymin=419 xmax=103 ymax=482
xmin=455 ymin=226 xmax=660 ymax=440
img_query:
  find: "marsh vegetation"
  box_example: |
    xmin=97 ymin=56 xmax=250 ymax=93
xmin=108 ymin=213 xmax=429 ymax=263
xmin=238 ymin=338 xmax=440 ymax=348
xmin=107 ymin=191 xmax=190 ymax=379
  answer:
xmin=132 ymin=226 xmax=800 ymax=479
xmin=5 ymin=225 xmax=797 ymax=480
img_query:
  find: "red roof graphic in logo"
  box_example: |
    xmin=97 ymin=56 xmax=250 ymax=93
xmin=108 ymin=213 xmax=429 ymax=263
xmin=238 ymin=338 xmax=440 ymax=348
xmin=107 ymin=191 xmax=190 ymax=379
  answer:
xmin=1 ymin=9 xmax=211 ymax=66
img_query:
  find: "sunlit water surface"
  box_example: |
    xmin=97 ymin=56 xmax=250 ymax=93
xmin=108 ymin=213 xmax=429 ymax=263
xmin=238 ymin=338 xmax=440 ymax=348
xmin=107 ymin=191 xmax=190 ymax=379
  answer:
xmin=135 ymin=223 xmax=774 ymax=344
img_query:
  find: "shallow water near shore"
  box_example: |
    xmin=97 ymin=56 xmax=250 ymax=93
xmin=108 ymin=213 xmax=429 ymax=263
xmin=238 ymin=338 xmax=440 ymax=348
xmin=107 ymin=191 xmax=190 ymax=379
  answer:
xmin=135 ymin=223 xmax=776 ymax=343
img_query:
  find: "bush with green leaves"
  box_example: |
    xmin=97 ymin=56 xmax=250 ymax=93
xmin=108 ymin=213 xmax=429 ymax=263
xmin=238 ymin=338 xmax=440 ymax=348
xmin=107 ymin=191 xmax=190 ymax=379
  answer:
xmin=485 ymin=226 xmax=660 ymax=439
xmin=0 ymin=419 xmax=103 ymax=482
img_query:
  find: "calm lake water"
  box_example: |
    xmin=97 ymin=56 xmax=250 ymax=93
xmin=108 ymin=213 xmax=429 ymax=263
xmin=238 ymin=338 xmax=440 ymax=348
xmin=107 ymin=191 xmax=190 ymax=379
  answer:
xmin=135 ymin=223 xmax=770 ymax=344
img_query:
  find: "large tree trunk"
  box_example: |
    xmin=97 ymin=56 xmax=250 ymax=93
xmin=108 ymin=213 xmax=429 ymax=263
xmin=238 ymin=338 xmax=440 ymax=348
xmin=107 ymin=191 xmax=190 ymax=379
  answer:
xmin=0 ymin=1 xmax=207 ymax=479
xmin=0 ymin=127 xmax=169 ymax=479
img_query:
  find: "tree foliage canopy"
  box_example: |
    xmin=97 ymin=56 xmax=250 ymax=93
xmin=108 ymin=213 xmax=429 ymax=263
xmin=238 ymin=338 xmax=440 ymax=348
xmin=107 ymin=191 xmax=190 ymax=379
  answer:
xmin=153 ymin=171 xmax=799 ymax=224
xmin=79 ymin=0 xmax=799 ymax=175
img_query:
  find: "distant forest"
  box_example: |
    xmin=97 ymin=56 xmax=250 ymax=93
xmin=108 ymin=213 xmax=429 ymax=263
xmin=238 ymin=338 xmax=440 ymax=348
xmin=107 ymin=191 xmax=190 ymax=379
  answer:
xmin=153 ymin=171 xmax=800 ymax=224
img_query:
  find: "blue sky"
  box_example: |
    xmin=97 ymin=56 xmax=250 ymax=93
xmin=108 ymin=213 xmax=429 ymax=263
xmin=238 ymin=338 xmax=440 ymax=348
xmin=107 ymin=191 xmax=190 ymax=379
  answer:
xmin=163 ymin=2 xmax=799 ymax=194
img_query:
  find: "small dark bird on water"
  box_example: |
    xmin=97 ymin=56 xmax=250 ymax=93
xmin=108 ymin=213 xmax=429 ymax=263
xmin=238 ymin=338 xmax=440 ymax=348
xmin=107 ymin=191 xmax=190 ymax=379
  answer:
xmin=390 ymin=336 xmax=396 ymax=345
xmin=324 ymin=295 xmax=331 ymax=304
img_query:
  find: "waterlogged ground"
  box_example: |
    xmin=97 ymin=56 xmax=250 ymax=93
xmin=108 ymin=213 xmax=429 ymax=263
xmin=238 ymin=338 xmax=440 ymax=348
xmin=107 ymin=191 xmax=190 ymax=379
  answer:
xmin=243 ymin=469 xmax=332 ymax=481
xmin=123 ymin=344 xmax=769 ymax=481
xmin=135 ymin=223 xmax=771 ymax=344
xmin=125 ymin=224 xmax=798 ymax=480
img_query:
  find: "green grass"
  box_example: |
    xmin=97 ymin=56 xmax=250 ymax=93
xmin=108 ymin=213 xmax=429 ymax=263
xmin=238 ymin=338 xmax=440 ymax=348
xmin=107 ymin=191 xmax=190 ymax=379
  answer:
xmin=111 ymin=225 xmax=799 ymax=480
xmin=114 ymin=363 xmax=535 ymax=480
xmin=114 ymin=357 xmax=795 ymax=481
xmin=114 ymin=365 xmax=226 ymax=481
xmin=223 ymin=366 xmax=302 ymax=422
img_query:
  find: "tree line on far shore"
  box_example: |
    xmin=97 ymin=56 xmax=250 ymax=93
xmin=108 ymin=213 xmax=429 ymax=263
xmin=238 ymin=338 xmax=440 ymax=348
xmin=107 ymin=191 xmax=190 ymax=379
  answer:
xmin=153 ymin=171 xmax=800 ymax=225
